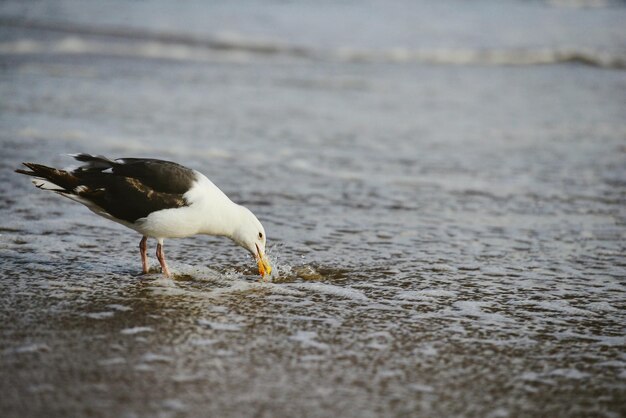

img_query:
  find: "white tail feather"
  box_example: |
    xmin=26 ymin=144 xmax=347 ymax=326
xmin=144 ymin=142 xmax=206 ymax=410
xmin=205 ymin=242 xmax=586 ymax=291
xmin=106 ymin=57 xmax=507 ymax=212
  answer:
xmin=32 ymin=179 xmax=64 ymax=191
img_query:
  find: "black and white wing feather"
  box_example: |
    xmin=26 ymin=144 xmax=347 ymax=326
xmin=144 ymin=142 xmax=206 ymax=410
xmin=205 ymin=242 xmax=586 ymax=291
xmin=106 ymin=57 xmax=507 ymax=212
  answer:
xmin=17 ymin=154 xmax=198 ymax=223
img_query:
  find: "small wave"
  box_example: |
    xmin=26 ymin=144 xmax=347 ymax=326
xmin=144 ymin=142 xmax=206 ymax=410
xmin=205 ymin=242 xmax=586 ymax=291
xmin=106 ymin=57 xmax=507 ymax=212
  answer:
xmin=197 ymin=319 xmax=242 ymax=331
xmin=336 ymin=46 xmax=626 ymax=69
xmin=0 ymin=18 xmax=312 ymax=60
xmin=1 ymin=18 xmax=624 ymax=69
xmin=83 ymin=311 xmax=116 ymax=320
xmin=0 ymin=36 xmax=252 ymax=64
xmin=288 ymin=330 xmax=329 ymax=350
xmin=120 ymin=326 xmax=154 ymax=335
xmin=547 ymin=0 xmax=618 ymax=8
xmin=3 ymin=343 xmax=50 ymax=355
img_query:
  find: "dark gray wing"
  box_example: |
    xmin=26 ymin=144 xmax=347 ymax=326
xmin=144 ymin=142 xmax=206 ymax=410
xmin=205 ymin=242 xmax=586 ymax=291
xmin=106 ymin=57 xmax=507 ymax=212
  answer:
xmin=111 ymin=158 xmax=197 ymax=194
xmin=71 ymin=155 xmax=197 ymax=222
xmin=76 ymin=175 xmax=188 ymax=223
xmin=72 ymin=154 xmax=197 ymax=194
xmin=15 ymin=154 xmax=198 ymax=223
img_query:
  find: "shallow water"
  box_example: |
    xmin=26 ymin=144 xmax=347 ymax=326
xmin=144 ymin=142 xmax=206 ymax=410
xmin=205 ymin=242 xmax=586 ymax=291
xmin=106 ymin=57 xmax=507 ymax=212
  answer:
xmin=1 ymin=1 xmax=626 ymax=417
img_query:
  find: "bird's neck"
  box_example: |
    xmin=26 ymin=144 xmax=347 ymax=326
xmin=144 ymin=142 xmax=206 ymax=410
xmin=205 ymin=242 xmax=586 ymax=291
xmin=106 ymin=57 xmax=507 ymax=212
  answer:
xmin=188 ymin=174 xmax=244 ymax=239
xmin=198 ymin=197 xmax=245 ymax=240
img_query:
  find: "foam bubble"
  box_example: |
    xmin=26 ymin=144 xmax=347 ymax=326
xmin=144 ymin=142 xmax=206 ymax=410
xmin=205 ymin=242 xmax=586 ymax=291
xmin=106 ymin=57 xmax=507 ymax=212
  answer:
xmin=289 ymin=331 xmax=329 ymax=350
xmin=120 ymin=326 xmax=154 ymax=335
xmin=288 ymin=282 xmax=369 ymax=301
xmin=197 ymin=320 xmax=242 ymax=331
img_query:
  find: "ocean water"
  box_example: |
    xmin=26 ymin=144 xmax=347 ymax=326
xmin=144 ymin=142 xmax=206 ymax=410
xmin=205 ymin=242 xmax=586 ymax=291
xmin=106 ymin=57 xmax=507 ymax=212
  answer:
xmin=1 ymin=1 xmax=625 ymax=417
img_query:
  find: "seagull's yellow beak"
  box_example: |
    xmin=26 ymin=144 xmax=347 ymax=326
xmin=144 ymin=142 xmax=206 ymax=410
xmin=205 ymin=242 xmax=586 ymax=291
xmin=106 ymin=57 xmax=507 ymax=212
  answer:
xmin=255 ymin=244 xmax=272 ymax=278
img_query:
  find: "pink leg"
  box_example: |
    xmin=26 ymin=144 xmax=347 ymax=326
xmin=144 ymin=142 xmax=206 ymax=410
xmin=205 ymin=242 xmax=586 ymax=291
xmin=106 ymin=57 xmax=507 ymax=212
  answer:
xmin=139 ymin=236 xmax=149 ymax=274
xmin=156 ymin=239 xmax=171 ymax=277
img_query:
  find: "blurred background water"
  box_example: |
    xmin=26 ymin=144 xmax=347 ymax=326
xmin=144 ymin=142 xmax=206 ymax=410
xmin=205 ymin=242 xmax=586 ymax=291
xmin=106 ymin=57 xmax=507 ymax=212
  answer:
xmin=1 ymin=1 xmax=625 ymax=417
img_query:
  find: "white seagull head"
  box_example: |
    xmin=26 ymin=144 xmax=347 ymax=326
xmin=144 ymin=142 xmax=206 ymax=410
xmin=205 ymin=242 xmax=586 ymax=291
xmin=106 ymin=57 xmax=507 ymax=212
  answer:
xmin=231 ymin=205 xmax=272 ymax=277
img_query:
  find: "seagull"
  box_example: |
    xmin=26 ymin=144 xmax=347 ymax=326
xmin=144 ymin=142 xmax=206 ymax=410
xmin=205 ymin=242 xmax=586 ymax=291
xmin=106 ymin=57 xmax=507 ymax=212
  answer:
xmin=15 ymin=153 xmax=272 ymax=278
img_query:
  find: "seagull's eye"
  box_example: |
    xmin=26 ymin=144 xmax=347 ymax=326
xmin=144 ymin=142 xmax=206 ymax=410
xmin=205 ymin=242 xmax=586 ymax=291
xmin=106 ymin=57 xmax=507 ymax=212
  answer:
xmin=258 ymin=232 xmax=263 ymax=239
